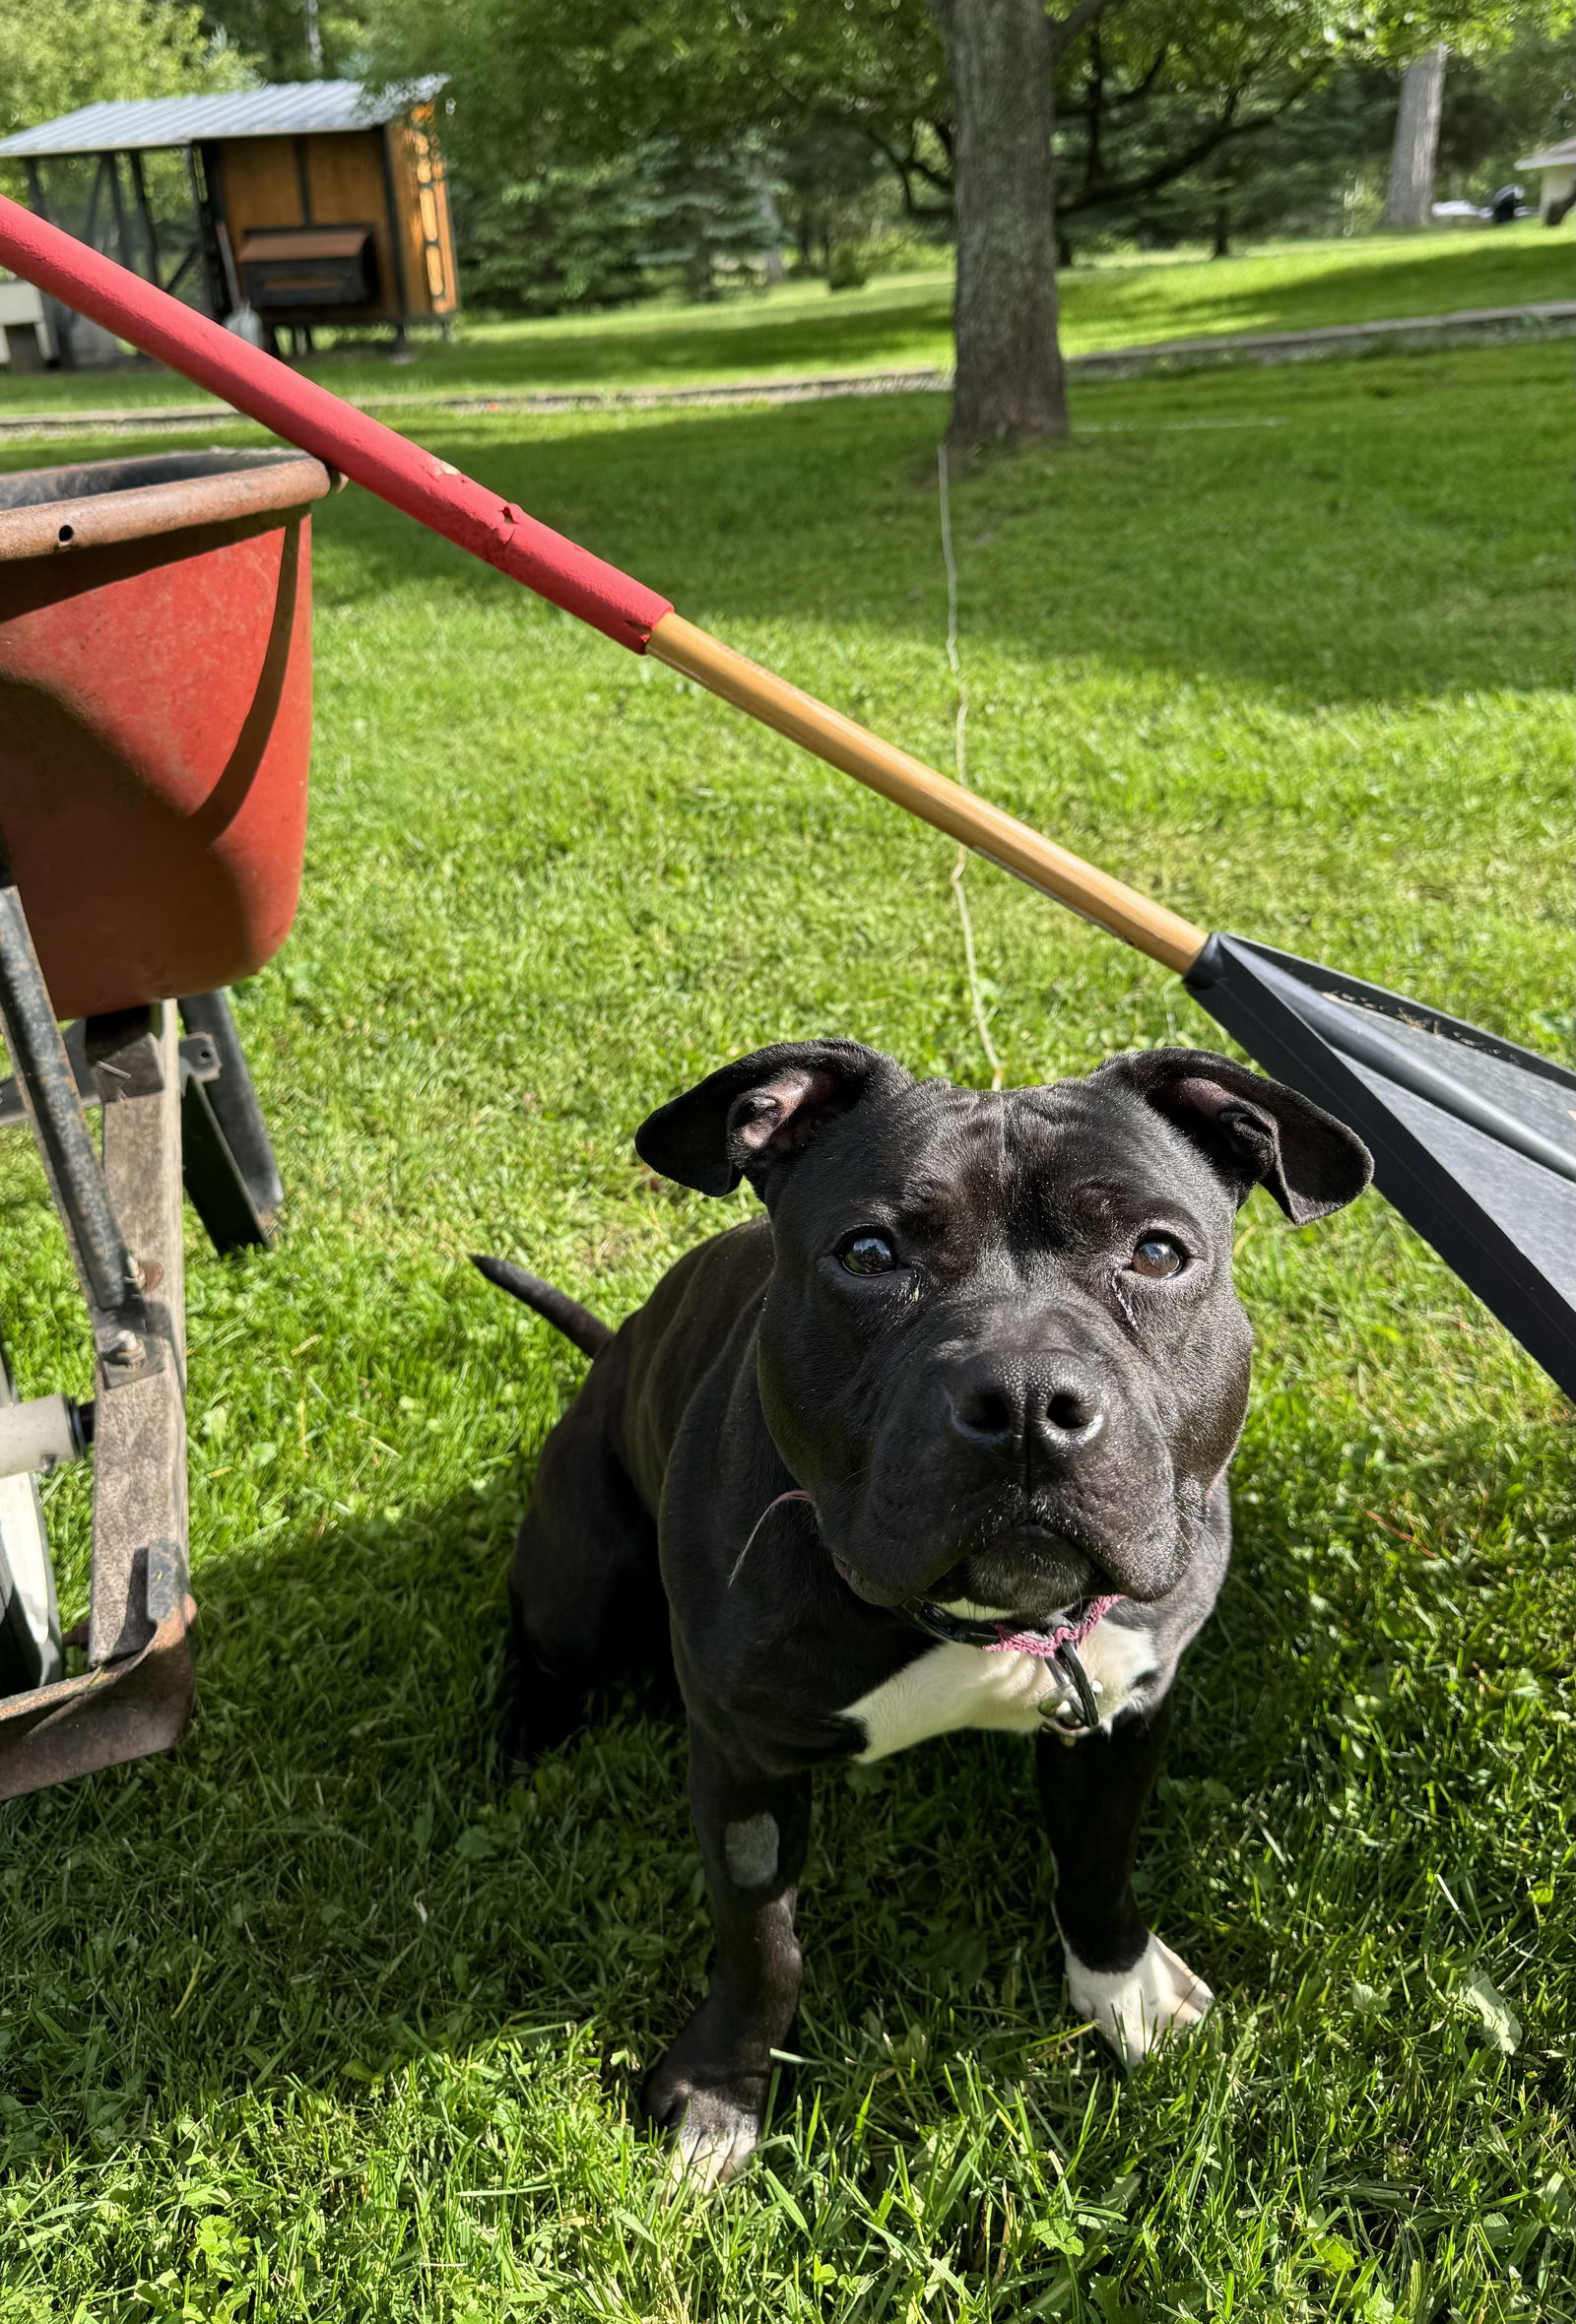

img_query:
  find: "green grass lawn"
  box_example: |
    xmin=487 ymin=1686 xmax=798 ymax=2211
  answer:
xmin=1 ymin=222 xmax=1571 ymax=417
xmin=1 ymin=340 xmax=1573 ymax=2319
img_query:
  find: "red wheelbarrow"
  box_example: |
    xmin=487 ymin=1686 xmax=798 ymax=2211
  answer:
xmin=0 ymin=445 xmax=336 ymax=1797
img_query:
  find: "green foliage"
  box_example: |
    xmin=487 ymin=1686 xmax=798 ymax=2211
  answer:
xmin=1084 ymin=63 xmax=1400 ymax=252
xmin=369 ymin=0 xmax=944 ymax=170
xmin=0 ymin=0 xmax=245 ymax=146
xmin=203 ymin=0 xmax=370 ymax=82
xmin=1041 ymin=4 xmax=1575 ymax=253
xmin=1438 ymin=25 xmax=1576 ymax=198
xmin=775 ymin=124 xmax=934 ymax=288
xmin=364 ymin=0 xmax=943 ymax=312
xmin=439 ymin=123 xmax=932 ymax=319
xmin=1048 ymin=7 xmax=1360 ymax=242
xmin=0 ymin=333 xmax=1571 ymax=2317
xmin=1360 ymin=0 xmax=1575 ymax=66
xmin=1044 ymin=3 xmax=1561 ymax=244
xmin=363 ymin=0 xmax=1572 ymax=302
xmin=444 ymin=141 xmax=778 ymax=318
xmin=450 ymin=161 xmax=650 ymax=315
xmin=628 ymin=139 xmax=777 ymax=300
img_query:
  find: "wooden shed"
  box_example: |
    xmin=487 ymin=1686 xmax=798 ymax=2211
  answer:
xmin=0 ymin=80 xmax=458 ymax=360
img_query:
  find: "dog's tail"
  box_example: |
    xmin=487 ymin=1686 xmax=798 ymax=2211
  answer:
xmin=469 ymin=1256 xmax=614 ymax=1359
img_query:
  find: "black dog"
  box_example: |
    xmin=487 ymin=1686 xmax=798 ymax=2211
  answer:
xmin=476 ymin=1041 xmax=1370 ymax=2186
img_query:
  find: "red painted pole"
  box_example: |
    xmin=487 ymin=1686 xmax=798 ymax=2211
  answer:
xmin=0 ymin=199 xmax=1206 ymax=966
xmin=0 ymin=196 xmax=671 ymax=650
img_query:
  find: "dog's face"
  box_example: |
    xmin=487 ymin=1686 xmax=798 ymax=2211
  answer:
xmin=638 ymin=1042 xmax=1369 ymax=1620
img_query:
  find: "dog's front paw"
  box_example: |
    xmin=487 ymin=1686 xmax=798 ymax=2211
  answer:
xmin=663 ymin=2085 xmax=763 ymax=2193
xmin=644 ymin=2040 xmax=767 ymax=2194
xmin=1065 ymin=1932 xmax=1214 ymax=2064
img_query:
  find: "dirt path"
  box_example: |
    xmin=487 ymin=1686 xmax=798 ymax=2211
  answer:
xmin=1 ymin=297 xmax=1571 ymax=443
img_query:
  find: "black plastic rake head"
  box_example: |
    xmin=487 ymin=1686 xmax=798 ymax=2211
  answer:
xmin=1188 ymin=934 xmax=1576 ymax=1399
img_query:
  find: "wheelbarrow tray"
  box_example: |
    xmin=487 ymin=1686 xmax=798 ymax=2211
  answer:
xmin=0 ymin=447 xmax=333 ymax=1018
xmin=0 ymin=451 xmax=330 ymax=1793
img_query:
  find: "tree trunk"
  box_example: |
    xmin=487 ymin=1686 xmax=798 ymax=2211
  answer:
xmin=931 ymin=0 xmax=1066 ymax=448
xmin=749 ymin=158 xmax=788 ymax=285
xmin=1383 ymin=45 xmax=1448 ymax=229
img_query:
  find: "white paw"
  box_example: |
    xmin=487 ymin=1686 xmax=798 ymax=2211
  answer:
xmin=1065 ymin=1932 xmax=1214 ymax=2064
xmin=666 ymin=2093 xmax=761 ymax=2194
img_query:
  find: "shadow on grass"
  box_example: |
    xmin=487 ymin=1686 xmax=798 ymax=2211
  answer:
xmin=304 ymin=355 xmax=1573 ymax=712
xmin=2 ymin=1366 xmax=1565 ymax=2173
xmin=0 ymin=1383 xmax=1565 ymax=2324
xmin=1 ymin=1167 xmax=1568 ymax=2178
xmin=303 ymin=285 xmax=958 ymax=397
xmin=1 ymin=1470 xmax=685 ymax=2145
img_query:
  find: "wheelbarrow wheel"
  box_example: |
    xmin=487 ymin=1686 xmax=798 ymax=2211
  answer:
xmin=0 ymin=1337 xmax=62 ymax=1697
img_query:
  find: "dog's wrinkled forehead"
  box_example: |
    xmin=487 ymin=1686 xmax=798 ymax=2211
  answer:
xmin=634 ymin=1037 xmax=1371 ymax=1225
xmin=779 ymin=1074 xmax=1224 ymax=1237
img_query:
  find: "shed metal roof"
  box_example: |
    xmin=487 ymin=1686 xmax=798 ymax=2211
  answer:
xmin=0 ymin=79 xmax=445 ymax=158
xmin=1518 ymin=133 xmax=1576 ymax=168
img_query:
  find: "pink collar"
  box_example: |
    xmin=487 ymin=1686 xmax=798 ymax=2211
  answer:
xmin=986 ymin=1595 xmax=1122 ymax=1659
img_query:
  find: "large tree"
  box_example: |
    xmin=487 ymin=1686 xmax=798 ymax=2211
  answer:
xmin=369 ymin=0 xmax=1548 ymax=446
xmin=1383 ymin=41 xmax=1450 ymax=225
xmin=928 ymin=0 xmax=1354 ymax=442
xmin=931 ymin=0 xmax=1065 ymax=443
xmin=372 ymin=0 xmax=1322 ymax=442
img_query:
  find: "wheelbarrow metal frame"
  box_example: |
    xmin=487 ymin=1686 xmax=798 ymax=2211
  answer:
xmin=0 ymin=977 xmax=191 ymax=1800
xmin=0 ymin=446 xmax=318 ymax=1795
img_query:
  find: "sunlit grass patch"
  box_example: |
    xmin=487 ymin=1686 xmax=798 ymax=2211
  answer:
xmin=0 ymin=338 xmax=1570 ymax=2319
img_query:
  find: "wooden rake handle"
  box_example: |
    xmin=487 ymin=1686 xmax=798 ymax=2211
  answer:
xmin=649 ymin=615 xmax=1208 ymax=974
xmin=0 ymin=195 xmax=1207 ymax=974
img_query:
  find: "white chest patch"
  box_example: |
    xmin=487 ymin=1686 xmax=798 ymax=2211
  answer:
xmin=844 ymin=1616 xmax=1157 ymax=1764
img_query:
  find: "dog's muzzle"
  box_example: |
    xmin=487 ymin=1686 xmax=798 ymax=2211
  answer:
xmin=748 ymin=1491 xmax=1121 ymax=1735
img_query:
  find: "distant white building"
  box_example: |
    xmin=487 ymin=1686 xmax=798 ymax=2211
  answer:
xmin=1517 ymin=133 xmax=1576 ymax=223
xmin=0 ymin=275 xmax=57 ymax=369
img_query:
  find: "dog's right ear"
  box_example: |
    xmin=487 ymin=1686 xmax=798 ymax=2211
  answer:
xmin=1093 ymin=1047 xmax=1372 ymax=1222
xmin=636 ymin=1040 xmax=908 ymax=1196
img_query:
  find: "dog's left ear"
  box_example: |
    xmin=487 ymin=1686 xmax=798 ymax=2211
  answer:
xmin=1096 ymin=1048 xmax=1372 ymax=1222
xmin=636 ymin=1040 xmax=910 ymax=1197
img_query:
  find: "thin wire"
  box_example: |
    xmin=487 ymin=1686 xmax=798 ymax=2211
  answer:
xmin=937 ymin=445 xmax=1004 ymax=1091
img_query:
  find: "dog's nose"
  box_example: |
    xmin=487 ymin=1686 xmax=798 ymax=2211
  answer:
xmin=1038 ymin=1382 xmax=1104 ymax=1449
xmin=950 ymin=1382 xmax=1018 ymax=1445
xmin=948 ymin=1365 xmax=1105 ymax=1461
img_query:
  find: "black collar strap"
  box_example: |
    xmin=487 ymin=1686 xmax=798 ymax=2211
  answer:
xmin=906 ymin=1598 xmax=1013 ymax=1648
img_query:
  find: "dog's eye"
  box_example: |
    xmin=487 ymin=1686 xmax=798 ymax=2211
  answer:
xmin=1129 ymin=1234 xmax=1188 ymax=1279
xmin=839 ymin=1233 xmax=898 ymax=1274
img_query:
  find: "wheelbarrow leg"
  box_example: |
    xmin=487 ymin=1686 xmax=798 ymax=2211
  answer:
xmin=0 ymin=855 xmax=139 ymax=1319
xmin=84 ymin=1005 xmax=189 ymax=1668
xmin=178 ymin=991 xmax=281 ymax=1254
xmin=0 ymin=851 xmax=192 ymax=1796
